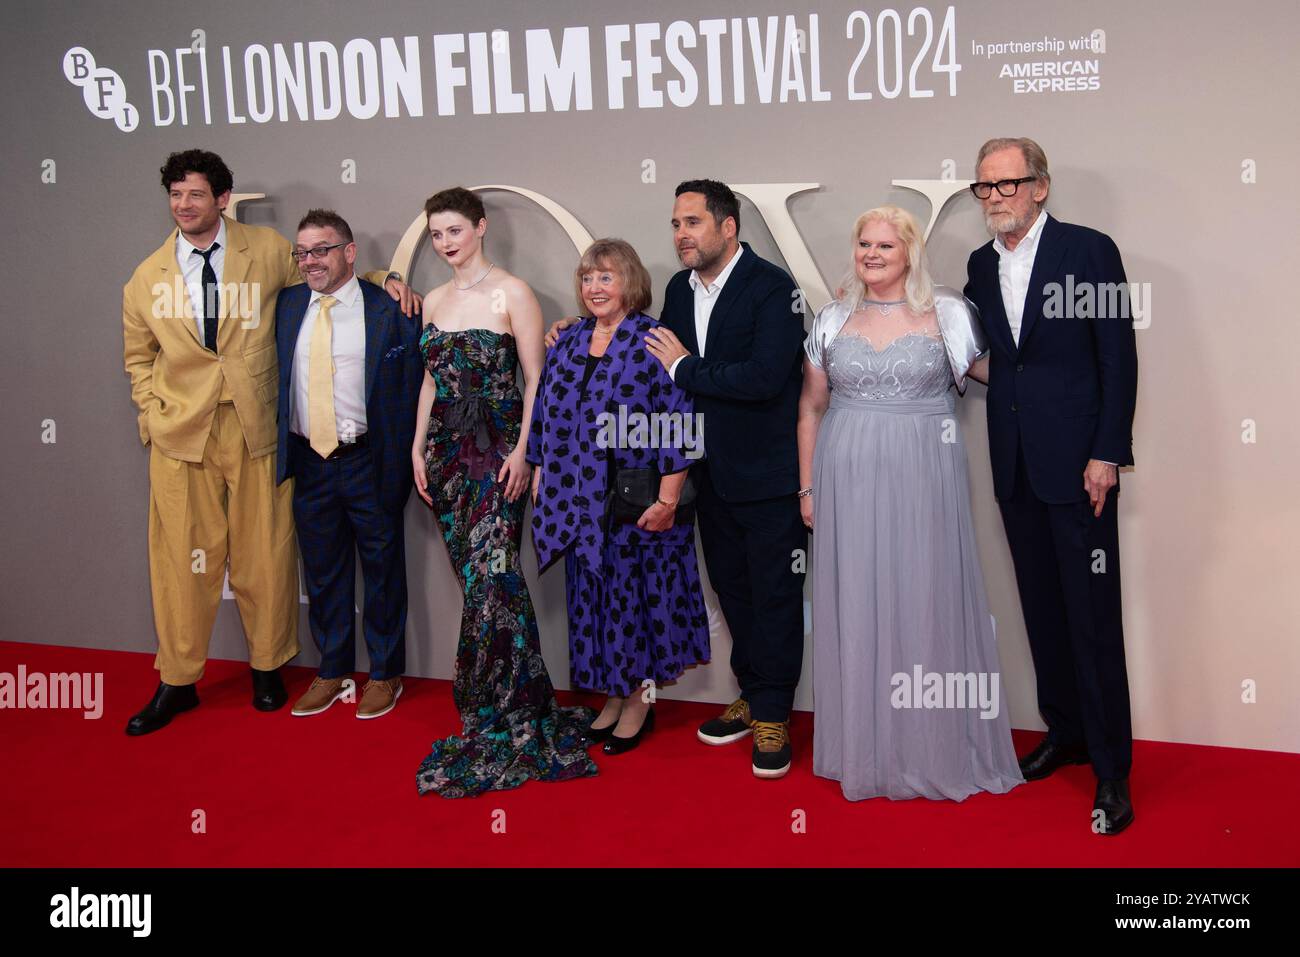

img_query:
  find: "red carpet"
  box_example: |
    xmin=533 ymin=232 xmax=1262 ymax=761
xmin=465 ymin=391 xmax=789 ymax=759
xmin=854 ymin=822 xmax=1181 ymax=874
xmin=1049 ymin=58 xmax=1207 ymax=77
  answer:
xmin=2 ymin=640 xmax=1297 ymax=867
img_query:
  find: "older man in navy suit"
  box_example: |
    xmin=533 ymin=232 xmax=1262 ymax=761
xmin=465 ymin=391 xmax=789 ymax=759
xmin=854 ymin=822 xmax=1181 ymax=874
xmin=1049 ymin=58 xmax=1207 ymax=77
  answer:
xmin=275 ymin=209 xmax=423 ymax=720
xmin=963 ymin=138 xmax=1139 ymax=834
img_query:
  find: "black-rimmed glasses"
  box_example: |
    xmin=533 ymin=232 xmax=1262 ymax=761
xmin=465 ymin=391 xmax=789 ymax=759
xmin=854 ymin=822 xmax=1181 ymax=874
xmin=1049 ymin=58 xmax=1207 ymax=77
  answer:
xmin=291 ymin=242 xmax=348 ymax=261
xmin=969 ymin=177 xmax=1037 ymax=200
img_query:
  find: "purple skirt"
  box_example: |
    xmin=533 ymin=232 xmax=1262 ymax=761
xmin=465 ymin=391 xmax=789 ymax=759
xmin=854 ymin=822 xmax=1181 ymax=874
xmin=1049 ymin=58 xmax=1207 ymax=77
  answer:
xmin=563 ymin=533 xmax=711 ymax=697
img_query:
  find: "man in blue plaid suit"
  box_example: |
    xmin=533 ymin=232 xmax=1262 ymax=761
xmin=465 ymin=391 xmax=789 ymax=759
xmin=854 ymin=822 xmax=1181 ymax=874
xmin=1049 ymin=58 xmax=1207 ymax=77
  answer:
xmin=275 ymin=209 xmax=423 ymax=719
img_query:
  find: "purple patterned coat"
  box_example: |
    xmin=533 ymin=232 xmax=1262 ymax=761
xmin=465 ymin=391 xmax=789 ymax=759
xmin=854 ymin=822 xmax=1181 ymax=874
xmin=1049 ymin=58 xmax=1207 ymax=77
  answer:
xmin=527 ymin=313 xmax=702 ymax=572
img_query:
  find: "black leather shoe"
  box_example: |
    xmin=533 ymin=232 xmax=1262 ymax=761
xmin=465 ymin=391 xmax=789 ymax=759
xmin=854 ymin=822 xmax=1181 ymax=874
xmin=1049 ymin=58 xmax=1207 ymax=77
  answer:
xmin=585 ymin=697 xmax=624 ymax=744
xmin=585 ymin=719 xmax=619 ymax=744
xmin=125 ymin=682 xmax=199 ymax=736
xmin=1018 ymin=738 xmax=1090 ymax=781
xmin=1093 ymin=778 xmax=1134 ymax=835
xmin=603 ymin=707 xmax=655 ymax=755
xmin=251 ymin=667 xmax=287 ymax=712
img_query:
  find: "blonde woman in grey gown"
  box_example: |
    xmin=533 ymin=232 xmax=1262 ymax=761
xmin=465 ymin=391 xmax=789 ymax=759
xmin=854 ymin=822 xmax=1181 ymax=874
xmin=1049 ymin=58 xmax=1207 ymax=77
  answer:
xmin=797 ymin=205 xmax=1023 ymax=801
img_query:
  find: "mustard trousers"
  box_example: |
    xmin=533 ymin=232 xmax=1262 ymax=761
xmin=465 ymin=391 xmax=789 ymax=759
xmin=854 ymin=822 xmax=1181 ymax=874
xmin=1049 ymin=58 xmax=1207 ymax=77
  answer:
xmin=147 ymin=402 xmax=299 ymax=684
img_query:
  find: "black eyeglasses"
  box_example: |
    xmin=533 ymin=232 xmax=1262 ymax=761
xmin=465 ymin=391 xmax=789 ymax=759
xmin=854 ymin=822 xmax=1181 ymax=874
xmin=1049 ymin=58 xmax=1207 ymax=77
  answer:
xmin=969 ymin=177 xmax=1037 ymax=200
xmin=291 ymin=242 xmax=348 ymax=261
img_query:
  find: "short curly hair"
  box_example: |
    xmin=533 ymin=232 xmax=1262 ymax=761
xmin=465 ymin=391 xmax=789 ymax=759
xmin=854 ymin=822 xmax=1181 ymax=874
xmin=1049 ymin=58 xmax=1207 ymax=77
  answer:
xmin=159 ymin=149 xmax=233 ymax=197
xmin=423 ymin=186 xmax=486 ymax=225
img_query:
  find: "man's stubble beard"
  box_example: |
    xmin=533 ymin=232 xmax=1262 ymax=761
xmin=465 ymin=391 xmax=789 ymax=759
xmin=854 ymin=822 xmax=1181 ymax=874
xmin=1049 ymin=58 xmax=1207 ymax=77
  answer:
xmin=684 ymin=235 xmax=727 ymax=274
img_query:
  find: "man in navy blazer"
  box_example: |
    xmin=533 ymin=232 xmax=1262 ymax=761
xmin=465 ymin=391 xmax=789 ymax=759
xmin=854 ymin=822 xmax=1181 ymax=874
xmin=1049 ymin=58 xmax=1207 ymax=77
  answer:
xmin=274 ymin=209 xmax=422 ymax=720
xmin=963 ymin=138 xmax=1138 ymax=833
xmin=645 ymin=180 xmax=808 ymax=780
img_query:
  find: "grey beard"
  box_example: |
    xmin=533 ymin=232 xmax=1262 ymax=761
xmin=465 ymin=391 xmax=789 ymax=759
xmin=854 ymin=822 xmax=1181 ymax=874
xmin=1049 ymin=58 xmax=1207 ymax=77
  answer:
xmin=985 ymin=206 xmax=1037 ymax=237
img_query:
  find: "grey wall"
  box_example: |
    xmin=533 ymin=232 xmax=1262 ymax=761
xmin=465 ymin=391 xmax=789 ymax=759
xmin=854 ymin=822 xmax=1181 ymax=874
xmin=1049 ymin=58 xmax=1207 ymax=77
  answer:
xmin=3 ymin=0 xmax=1297 ymax=751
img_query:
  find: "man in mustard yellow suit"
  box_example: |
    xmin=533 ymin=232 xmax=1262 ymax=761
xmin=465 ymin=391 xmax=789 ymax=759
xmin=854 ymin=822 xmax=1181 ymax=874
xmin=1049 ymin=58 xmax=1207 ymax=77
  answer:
xmin=122 ymin=149 xmax=420 ymax=735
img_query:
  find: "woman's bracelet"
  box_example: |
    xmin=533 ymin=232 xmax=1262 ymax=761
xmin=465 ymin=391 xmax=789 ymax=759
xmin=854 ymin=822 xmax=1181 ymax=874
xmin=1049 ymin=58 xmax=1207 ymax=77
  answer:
xmin=797 ymin=487 xmax=813 ymax=498
xmin=656 ymin=497 xmax=678 ymax=509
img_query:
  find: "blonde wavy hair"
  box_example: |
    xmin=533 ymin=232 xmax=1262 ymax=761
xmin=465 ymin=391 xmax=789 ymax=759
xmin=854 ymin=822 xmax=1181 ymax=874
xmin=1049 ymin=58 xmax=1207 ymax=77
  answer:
xmin=838 ymin=205 xmax=934 ymax=314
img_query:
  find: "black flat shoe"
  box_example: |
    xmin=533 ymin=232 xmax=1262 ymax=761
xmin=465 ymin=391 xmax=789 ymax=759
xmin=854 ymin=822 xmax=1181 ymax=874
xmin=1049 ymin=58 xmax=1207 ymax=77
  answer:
xmin=1018 ymin=738 xmax=1090 ymax=781
xmin=602 ymin=707 xmax=655 ymax=755
xmin=585 ymin=720 xmax=619 ymax=744
xmin=1093 ymin=778 xmax=1134 ymax=835
xmin=125 ymin=682 xmax=199 ymax=736
xmin=251 ymin=667 xmax=287 ymax=712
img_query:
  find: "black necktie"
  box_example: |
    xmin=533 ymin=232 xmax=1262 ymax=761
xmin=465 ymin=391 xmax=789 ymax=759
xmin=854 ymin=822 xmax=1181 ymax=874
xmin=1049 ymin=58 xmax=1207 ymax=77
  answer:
xmin=196 ymin=243 xmax=221 ymax=352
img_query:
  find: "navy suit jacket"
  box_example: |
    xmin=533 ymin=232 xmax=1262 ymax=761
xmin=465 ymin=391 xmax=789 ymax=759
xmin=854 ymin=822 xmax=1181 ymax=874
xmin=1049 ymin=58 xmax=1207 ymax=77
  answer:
xmin=660 ymin=243 xmax=805 ymax=502
xmin=964 ymin=214 xmax=1138 ymax=504
xmin=274 ymin=278 xmax=423 ymax=513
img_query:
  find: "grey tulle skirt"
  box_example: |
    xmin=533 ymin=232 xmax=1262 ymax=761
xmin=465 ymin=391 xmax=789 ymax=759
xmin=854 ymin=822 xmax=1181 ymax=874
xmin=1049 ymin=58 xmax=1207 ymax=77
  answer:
xmin=811 ymin=393 xmax=1024 ymax=801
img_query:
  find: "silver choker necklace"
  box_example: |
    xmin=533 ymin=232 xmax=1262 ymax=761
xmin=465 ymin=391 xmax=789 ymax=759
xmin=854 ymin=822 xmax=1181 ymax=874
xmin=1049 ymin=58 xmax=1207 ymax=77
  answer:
xmin=455 ymin=262 xmax=494 ymax=291
xmin=859 ymin=297 xmax=908 ymax=317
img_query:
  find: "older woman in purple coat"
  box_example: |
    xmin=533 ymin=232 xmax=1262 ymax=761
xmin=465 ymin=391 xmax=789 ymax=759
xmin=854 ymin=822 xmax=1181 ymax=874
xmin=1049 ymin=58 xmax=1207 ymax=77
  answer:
xmin=527 ymin=239 xmax=710 ymax=754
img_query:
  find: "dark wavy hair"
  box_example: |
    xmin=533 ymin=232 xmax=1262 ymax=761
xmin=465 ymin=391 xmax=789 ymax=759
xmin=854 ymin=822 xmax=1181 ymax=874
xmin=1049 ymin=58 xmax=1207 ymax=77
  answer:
xmin=159 ymin=149 xmax=233 ymax=197
xmin=675 ymin=179 xmax=740 ymax=233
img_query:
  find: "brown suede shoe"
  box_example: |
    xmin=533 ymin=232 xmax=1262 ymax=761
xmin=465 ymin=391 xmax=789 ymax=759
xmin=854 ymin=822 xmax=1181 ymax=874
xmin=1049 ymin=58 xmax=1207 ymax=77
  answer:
xmin=751 ymin=720 xmax=792 ymax=779
xmin=291 ymin=676 xmax=351 ymax=717
xmin=357 ymin=677 xmax=402 ymax=719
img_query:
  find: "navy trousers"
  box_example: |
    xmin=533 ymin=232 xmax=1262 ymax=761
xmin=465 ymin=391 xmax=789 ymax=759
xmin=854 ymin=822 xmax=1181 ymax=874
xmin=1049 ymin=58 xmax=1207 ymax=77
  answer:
xmin=998 ymin=447 xmax=1132 ymax=780
xmin=695 ymin=464 xmax=807 ymax=722
xmin=291 ymin=435 xmax=407 ymax=680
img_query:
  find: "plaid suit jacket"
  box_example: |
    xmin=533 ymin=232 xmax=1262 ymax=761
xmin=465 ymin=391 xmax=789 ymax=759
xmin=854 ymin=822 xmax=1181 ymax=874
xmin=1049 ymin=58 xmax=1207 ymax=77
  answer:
xmin=274 ymin=278 xmax=422 ymax=513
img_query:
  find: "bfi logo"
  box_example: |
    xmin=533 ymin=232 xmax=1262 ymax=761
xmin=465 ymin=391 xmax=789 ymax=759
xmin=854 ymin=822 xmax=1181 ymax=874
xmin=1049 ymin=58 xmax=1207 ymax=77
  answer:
xmin=63 ymin=47 xmax=140 ymax=132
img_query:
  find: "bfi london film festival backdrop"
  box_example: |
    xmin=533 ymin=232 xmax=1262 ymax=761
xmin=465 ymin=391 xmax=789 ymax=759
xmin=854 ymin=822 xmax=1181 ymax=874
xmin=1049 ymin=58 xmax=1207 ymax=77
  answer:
xmin=2 ymin=0 xmax=1296 ymax=754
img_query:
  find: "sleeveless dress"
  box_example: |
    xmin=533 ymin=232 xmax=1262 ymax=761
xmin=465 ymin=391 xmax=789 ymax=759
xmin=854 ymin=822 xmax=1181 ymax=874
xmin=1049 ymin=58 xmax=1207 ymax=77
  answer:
xmin=806 ymin=290 xmax=1024 ymax=801
xmin=415 ymin=325 xmax=598 ymax=798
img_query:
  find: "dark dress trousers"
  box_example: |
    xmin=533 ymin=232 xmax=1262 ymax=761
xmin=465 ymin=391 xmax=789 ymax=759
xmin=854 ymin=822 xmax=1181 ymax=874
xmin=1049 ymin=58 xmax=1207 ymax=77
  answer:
xmin=660 ymin=242 xmax=808 ymax=722
xmin=964 ymin=214 xmax=1138 ymax=780
xmin=274 ymin=279 xmax=423 ymax=680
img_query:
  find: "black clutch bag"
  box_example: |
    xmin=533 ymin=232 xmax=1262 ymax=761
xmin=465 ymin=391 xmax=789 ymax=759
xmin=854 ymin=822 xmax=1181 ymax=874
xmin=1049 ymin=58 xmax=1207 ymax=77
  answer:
xmin=600 ymin=323 xmax=698 ymax=527
xmin=609 ymin=467 xmax=697 ymax=526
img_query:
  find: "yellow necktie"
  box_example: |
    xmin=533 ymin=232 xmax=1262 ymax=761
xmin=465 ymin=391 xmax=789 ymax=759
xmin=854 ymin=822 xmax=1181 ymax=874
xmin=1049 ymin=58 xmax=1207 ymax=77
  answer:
xmin=308 ymin=295 xmax=338 ymax=457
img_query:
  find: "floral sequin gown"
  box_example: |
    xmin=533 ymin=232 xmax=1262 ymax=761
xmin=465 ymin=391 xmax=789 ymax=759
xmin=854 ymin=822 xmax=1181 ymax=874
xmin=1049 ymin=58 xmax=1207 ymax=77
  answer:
xmin=416 ymin=326 xmax=597 ymax=798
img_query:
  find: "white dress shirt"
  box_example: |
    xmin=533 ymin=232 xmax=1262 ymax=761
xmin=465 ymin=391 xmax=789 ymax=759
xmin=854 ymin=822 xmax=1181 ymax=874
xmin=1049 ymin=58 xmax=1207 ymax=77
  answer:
xmin=669 ymin=243 xmax=745 ymax=381
xmin=993 ymin=208 xmax=1047 ymax=348
xmin=291 ymin=274 xmax=368 ymax=440
xmin=176 ymin=220 xmax=227 ymax=339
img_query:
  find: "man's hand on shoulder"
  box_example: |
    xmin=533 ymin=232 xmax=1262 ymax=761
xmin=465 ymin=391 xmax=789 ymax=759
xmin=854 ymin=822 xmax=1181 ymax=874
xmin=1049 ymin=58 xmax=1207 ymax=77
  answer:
xmin=645 ymin=326 xmax=690 ymax=375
